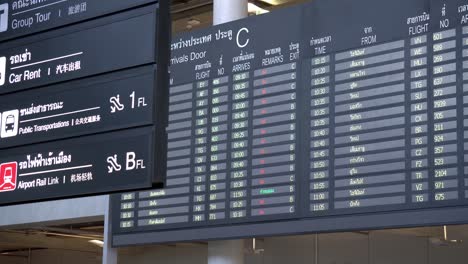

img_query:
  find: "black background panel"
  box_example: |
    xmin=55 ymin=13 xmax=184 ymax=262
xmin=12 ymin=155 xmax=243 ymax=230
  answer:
xmin=111 ymin=0 xmax=468 ymax=246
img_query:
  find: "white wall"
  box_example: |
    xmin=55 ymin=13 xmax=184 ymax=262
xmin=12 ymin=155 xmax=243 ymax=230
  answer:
xmin=119 ymin=231 xmax=468 ymax=264
xmin=31 ymin=249 xmax=101 ymax=264
xmin=0 ymin=249 xmax=101 ymax=264
xmin=2 ymin=230 xmax=468 ymax=264
xmin=370 ymin=231 xmax=428 ymax=264
xmin=250 ymin=232 xmax=467 ymax=264
xmin=118 ymin=244 xmax=208 ymax=264
xmin=0 ymin=196 xmax=107 ymax=228
xmin=260 ymin=235 xmax=316 ymax=264
xmin=0 ymin=255 xmax=26 ymax=264
xmin=318 ymin=233 xmax=370 ymax=264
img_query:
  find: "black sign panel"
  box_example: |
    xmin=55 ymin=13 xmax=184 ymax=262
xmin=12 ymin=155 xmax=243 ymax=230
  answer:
xmin=0 ymin=0 xmax=159 ymax=41
xmin=0 ymin=0 xmax=170 ymax=205
xmin=111 ymin=0 xmax=468 ymax=246
xmin=0 ymin=127 xmax=155 ymax=205
xmin=0 ymin=66 xmax=157 ymax=149
xmin=0 ymin=5 xmax=158 ymax=94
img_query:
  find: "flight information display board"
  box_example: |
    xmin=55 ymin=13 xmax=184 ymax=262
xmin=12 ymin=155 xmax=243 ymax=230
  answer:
xmin=111 ymin=0 xmax=468 ymax=246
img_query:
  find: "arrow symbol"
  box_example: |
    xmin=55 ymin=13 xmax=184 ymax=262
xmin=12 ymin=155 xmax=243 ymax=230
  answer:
xmin=110 ymin=95 xmax=124 ymax=113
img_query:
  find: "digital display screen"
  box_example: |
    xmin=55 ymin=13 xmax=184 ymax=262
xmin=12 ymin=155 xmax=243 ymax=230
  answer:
xmin=112 ymin=0 xmax=468 ymax=246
